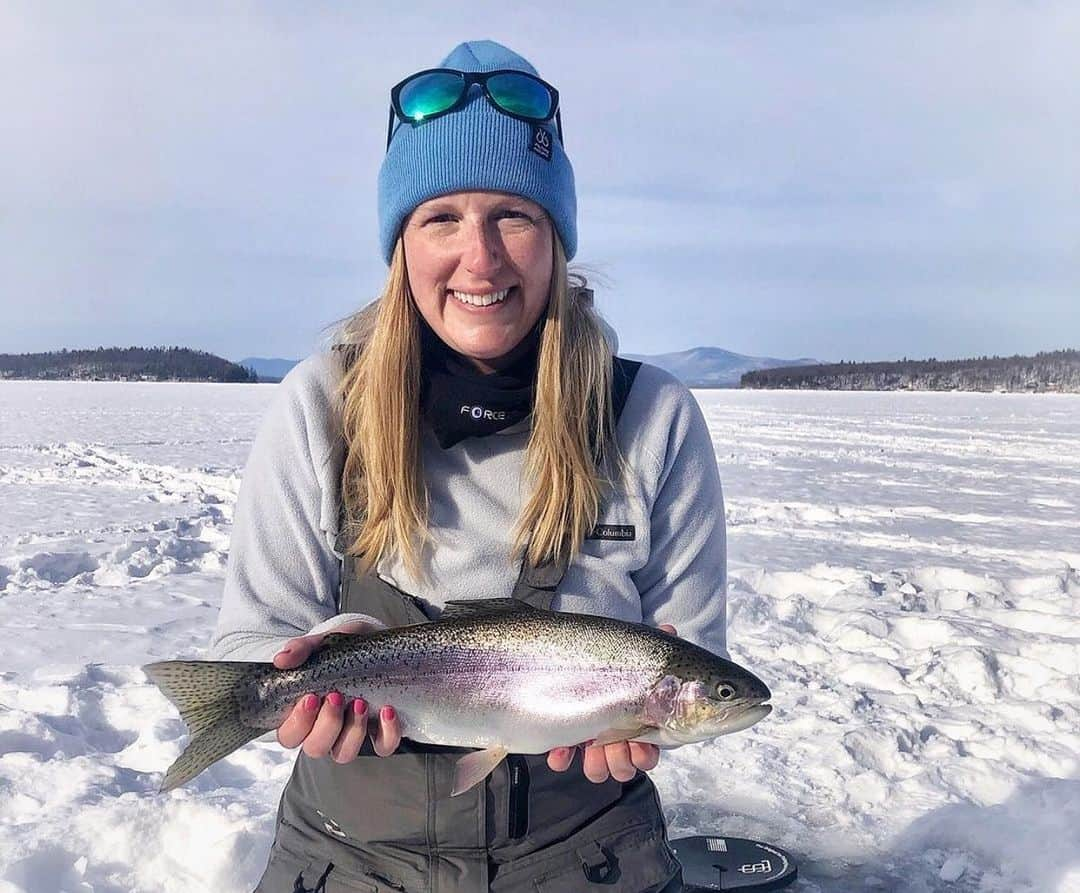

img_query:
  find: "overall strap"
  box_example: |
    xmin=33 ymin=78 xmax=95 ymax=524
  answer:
xmin=511 ymin=356 xmax=641 ymax=609
xmin=510 ymin=553 xmax=568 ymax=610
xmin=611 ymin=355 xmax=641 ymax=423
xmin=338 ymin=551 xmax=432 ymax=624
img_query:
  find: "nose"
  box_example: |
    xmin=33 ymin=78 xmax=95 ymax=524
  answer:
xmin=748 ymin=671 xmax=771 ymax=702
xmin=461 ymin=219 xmax=502 ymax=278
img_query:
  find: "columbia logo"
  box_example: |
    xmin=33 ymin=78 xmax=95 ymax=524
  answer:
xmin=587 ymin=524 xmax=635 ymax=542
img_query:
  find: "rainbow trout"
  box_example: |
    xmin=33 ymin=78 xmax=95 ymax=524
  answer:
xmin=144 ymin=598 xmax=771 ymax=794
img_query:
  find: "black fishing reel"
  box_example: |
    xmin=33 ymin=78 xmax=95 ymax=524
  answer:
xmin=670 ymin=836 xmax=798 ymax=891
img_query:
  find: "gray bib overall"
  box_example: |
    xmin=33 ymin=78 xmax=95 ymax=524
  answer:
xmin=254 ymin=359 xmax=683 ymax=893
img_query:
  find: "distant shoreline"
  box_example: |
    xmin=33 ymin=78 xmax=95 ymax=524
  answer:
xmin=4 ymin=379 xmax=1078 ymax=398
xmin=691 ymin=385 xmax=1080 ymax=395
xmin=0 ymin=347 xmax=259 ymax=384
xmin=5 ymin=346 xmax=1077 ymax=393
xmin=740 ymin=349 xmax=1080 ymax=394
xmin=0 ymin=376 xmax=276 ymax=384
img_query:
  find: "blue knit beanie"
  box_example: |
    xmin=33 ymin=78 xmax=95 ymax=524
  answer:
xmin=377 ymin=40 xmax=576 ymax=264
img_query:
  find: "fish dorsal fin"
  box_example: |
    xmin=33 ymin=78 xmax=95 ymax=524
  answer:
xmin=439 ymin=598 xmax=536 ymax=620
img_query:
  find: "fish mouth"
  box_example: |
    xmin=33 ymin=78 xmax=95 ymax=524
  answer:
xmin=724 ymin=702 xmax=772 ymax=734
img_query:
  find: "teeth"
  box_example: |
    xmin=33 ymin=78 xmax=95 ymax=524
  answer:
xmin=451 ymin=288 xmax=510 ymax=307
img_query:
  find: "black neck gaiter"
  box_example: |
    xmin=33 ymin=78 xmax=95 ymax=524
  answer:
xmin=419 ymin=320 xmax=542 ymax=449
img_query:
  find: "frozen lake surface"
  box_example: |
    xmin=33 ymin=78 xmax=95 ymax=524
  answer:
xmin=1 ymin=380 xmax=1078 ymax=892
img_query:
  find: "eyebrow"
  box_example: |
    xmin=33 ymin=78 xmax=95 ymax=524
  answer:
xmin=416 ymin=202 xmax=457 ymax=214
xmin=418 ymin=200 xmax=536 ymax=215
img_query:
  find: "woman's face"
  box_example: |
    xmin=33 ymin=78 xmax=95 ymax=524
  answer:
xmin=402 ymin=190 xmax=554 ymax=372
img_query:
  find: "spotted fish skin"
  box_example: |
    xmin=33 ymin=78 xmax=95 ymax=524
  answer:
xmin=144 ymin=598 xmax=771 ymax=793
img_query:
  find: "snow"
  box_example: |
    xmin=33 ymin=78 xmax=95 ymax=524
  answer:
xmin=1 ymin=381 xmax=1078 ymax=892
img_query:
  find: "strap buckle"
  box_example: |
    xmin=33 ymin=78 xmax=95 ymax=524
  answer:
xmin=578 ymin=841 xmax=619 ymax=884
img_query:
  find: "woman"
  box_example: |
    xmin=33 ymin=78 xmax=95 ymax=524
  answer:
xmin=211 ymin=39 xmax=727 ymax=893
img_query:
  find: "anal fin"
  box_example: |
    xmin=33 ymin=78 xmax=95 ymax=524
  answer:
xmin=452 ymin=745 xmax=509 ymax=796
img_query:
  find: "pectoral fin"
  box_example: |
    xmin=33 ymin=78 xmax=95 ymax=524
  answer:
xmin=452 ymin=745 xmax=509 ymax=796
xmin=590 ymin=724 xmax=654 ymax=747
xmin=621 ymin=727 xmax=681 ymax=748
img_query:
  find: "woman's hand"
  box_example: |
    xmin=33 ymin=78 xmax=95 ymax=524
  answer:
xmin=273 ymin=620 xmax=402 ymax=762
xmin=547 ymin=623 xmax=676 ymax=783
xmin=546 ymin=740 xmax=661 ymax=783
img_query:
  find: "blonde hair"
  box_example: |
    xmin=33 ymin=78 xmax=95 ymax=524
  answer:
xmin=337 ymin=234 xmax=620 ymax=579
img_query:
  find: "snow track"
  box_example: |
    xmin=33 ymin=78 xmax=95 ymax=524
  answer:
xmin=1 ymin=382 xmax=1078 ymax=891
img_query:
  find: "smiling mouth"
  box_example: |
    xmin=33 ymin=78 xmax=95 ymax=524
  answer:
xmin=450 ymin=287 xmax=512 ymax=307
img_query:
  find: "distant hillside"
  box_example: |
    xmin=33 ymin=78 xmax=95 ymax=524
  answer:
xmin=235 ymin=356 xmax=299 ymax=382
xmin=0 ymin=347 xmax=259 ymax=383
xmin=741 ymin=349 xmax=1080 ymax=392
xmin=625 ymin=346 xmax=819 ymax=388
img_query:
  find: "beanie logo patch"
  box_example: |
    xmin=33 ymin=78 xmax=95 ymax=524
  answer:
xmin=530 ymin=125 xmax=552 ymax=161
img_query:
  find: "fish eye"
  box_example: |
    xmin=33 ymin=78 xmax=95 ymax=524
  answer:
xmin=717 ymin=683 xmax=736 ymax=700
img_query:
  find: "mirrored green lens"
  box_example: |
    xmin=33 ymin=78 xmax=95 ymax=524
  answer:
xmin=486 ymin=73 xmax=554 ymax=119
xmin=399 ymin=72 xmax=464 ymax=121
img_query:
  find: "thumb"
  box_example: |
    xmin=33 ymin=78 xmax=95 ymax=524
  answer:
xmin=273 ymin=619 xmax=382 ymax=670
xmin=273 ymin=634 xmax=319 ymax=670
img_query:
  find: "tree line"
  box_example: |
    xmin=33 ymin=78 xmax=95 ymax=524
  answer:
xmin=0 ymin=347 xmax=259 ymax=382
xmin=741 ymin=349 xmax=1080 ymax=392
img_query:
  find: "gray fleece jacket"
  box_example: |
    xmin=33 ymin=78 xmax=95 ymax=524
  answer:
xmin=209 ymin=351 xmax=728 ymax=662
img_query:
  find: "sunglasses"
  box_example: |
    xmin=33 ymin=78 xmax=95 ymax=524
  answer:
xmin=386 ymin=68 xmax=563 ymax=151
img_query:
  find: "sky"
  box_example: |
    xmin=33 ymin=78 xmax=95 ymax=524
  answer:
xmin=1 ymin=1 xmax=1077 ymax=364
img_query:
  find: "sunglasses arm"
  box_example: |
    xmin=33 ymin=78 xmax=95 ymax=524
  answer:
xmin=386 ymin=106 xmax=396 ymax=152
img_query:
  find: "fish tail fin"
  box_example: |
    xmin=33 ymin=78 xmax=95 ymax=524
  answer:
xmin=159 ymin=714 xmax=265 ymax=792
xmin=143 ymin=659 xmax=269 ymax=792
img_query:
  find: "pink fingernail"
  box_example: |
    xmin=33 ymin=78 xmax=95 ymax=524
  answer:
xmin=303 ymin=694 xmax=319 ymax=711
xmin=327 ymin=692 xmax=344 ymax=708
xmin=381 ymin=706 xmax=396 ymax=722
xmin=353 ymin=699 xmax=367 ymax=716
